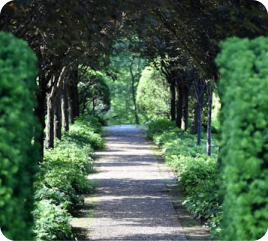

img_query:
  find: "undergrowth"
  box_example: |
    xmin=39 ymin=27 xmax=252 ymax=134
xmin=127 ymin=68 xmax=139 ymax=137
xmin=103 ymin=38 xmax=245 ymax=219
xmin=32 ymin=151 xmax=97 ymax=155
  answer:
xmin=148 ymin=119 xmax=222 ymax=238
xmin=32 ymin=115 xmax=104 ymax=240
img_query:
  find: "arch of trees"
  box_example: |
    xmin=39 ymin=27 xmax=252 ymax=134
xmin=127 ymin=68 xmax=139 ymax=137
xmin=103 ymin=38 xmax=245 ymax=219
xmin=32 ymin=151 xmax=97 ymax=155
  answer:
xmin=1 ymin=0 xmax=267 ymax=158
xmin=1 ymin=1 xmax=268 ymax=240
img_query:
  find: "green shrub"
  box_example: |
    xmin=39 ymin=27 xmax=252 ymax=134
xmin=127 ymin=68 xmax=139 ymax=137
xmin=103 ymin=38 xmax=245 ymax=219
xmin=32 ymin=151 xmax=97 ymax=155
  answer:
xmin=147 ymin=119 xmax=176 ymax=138
xmin=0 ymin=32 xmax=39 ymax=240
xmin=216 ymin=37 xmax=268 ymax=240
xmin=32 ymin=200 xmax=73 ymax=241
xmin=147 ymin=120 xmax=222 ymax=237
xmin=33 ymin=115 xmax=102 ymax=240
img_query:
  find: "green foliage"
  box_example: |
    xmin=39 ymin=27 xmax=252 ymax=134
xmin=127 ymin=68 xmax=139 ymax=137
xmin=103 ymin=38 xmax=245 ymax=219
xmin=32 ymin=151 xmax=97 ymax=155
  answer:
xmin=78 ymin=68 xmax=111 ymax=117
xmin=216 ymin=37 xmax=268 ymax=241
xmin=0 ymin=32 xmax=39 ymax=240
xmin=33 ymin=115 xmax=103 ymax=240
xmin=148 ymin=119 xmax=222 ymax=238
xmin=137 ymin=66 xmax=170 ymax=121
xmin=147 ymin=119 xmax=176 ymax=139
xmin=32 ymin=200 xmax=73 ymax=241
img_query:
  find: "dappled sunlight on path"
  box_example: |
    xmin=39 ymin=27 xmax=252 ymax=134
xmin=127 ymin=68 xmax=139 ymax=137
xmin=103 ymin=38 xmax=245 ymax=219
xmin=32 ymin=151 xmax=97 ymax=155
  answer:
xmin=87 ymin=125 xmax=187 ymax=240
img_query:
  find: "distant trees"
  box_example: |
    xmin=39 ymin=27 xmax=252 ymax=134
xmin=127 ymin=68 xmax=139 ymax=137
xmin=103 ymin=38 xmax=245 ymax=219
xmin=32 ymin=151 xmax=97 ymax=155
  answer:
xmin=0 ymin=0 xmax=267 ymax=158
xmin=137 ymin=66 xmax=170 ymax=121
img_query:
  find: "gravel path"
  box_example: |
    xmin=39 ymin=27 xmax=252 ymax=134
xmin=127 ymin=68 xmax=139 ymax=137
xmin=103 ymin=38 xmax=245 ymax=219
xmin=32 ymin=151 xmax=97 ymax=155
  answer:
xmin=88 ymin=125 xmax=187 ymax=240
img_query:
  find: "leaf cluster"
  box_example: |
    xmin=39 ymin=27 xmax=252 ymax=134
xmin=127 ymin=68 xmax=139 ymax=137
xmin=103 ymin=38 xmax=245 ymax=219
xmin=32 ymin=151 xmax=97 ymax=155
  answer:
xmin=148 ymin=119 xmax=222 ymax=238
xmin=216 ymin=37 xmax=268 ymax=241
xmin=33 ymin=116 xmax=103 ymax=240
xmin=0 ymin=32 xmax=39 ymax=240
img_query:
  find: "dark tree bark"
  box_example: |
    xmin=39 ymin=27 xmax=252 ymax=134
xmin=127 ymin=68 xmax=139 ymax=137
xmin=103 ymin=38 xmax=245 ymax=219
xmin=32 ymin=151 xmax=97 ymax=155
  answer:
xmin=176 ymin=84 xmax=183 ymax=128
xmin=67 ymin=66 xmax=80 ymax=124
xmin=54 ymin=92 xmax=62 ymax=140
xmin=207 ymin=90 xmax=213 ymax=156
xmin=190 ymin=101 xmax=198 ymax=134
xmin=181 ymin=85 xmax=189 ymax=131
xmin=61 ymin=82 xmax=69 ymax=132
xmin=170 ymin=81 xmax=176 ymax=121
xmin=192 ymin=77 xmax=206 ymax=146
xmin=34 ymin=84 xmax=47 ymax=162
xmin=45 ymin=67 xmax=67 ymax=149
xmin=129 ymin=57 xmax=141 ymax=125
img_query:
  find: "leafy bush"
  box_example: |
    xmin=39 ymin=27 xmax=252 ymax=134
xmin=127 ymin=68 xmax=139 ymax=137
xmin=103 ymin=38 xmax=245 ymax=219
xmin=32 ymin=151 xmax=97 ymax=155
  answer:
xmin=32 ymin=200 xmax=73 ymax=241
xmin=147 ymin=119 xmax=222 ymax=237
xmin=216 ymin=37 xmax=268 ymax=240
xmin=0 ymin=32 xmax=39 ymax=240
xmin=33 ymin=115 xmax=103 ymax=240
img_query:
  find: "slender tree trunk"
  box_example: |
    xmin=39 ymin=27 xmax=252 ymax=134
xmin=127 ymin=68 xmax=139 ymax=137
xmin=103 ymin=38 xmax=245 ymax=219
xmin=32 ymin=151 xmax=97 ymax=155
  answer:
xmin=170 ymin=81 xmax=176 ymax=121
xmin=67 ymin=83 xmax=75 ymax=124
xmin=129 ymin=57 xmax=140 ymax=125
xmin=54 ymin=92 xmax=62 ymax=140
xmin=34 ymin=86 xmax=46 ymax=162
xmin=197 ymin=98 xmax=203 ymax=146
xmin=61 ymin=82 xmax=69 ymax=132
xmin=45 ymin=67 xmax=67 ymax=149
xmin=45 ymin=96 xmax=55 ymax=149
xmin=190 ymin=101 xmax=198 ymax=134
xmin=207 ymin=90 xmax=213 ymax=155
xmin=176 ymin=85 xmax=183 ymax=128
xmin=181 ymin=86 xmax=189 ymax=131
xmin=67 ymin=82 xmax=79 ymax=123
xmin=192 ymin=77 xmax=206 ymax=146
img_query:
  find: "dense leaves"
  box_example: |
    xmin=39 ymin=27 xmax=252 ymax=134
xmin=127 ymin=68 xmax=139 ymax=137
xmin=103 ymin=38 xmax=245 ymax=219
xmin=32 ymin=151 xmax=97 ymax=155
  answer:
xmin=216 ymin=37 xmax=268 ymax=241
xmin=0 ymin=32 xmax=38 ymax=240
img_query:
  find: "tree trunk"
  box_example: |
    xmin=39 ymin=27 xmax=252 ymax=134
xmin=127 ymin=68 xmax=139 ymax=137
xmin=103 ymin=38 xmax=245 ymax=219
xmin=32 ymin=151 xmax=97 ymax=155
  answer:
xmin=67 ymin=82 xmax=79 ymax=123
xmin=45 ymin=96 xmax=55 ymax=149
xmin=192 ymin=77 xmax=206 ymax=146
xmin=181 ymin=86 xmax=189 ymax=131
xmin=61 ymin=82 xmax=69 ymax=132
xmin=34 ymin=86 xmax=46 ymax=162
xmin=129 ymin=57 xmax=140 ymax=125
xmin=207 ymin=90 xmax=213 ymax=156
xmin=54 ymin=92 xmax=62 ymax=140
xmin=190 ymin=101 xmax=198 ymax=134
xmin=170 ymin=81 xmax=176 ymax=121
xmin=176 ymin=85 xmax=183 ymax=128
xmin=45 ymin=67 xmax=67 ymax=149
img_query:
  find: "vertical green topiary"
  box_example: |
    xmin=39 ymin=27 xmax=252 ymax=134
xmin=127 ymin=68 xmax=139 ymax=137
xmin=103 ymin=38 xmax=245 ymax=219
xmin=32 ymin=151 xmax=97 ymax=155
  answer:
xmin=0 ymin=32 xmax=39 ymax=240
xmin=216 ymin=37 xmax=268 ymax=240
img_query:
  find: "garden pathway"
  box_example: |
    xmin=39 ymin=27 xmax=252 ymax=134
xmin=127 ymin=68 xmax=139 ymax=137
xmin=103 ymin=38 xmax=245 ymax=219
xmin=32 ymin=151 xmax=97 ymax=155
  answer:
xmin=86 ymin=125 xmax=187 ymax=240
xmin=71 ymin=125 xmax=211 ymax=241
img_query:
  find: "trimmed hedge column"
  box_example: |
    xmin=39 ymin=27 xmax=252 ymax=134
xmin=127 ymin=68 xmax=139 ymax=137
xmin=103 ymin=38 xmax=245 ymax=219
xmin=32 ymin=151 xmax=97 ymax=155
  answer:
xmin=216 ymin=37 xmax=268 ymax=240
xmin=0 ymin=32 xmax=39 ymax=240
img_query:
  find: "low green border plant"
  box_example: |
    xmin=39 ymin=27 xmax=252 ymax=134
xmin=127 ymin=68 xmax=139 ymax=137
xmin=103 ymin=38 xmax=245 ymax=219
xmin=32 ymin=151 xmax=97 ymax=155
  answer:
xmin=33 ymin=116 xmax=103 ymax=240
xmin=148 ymin=119 xmax=222 ymax=238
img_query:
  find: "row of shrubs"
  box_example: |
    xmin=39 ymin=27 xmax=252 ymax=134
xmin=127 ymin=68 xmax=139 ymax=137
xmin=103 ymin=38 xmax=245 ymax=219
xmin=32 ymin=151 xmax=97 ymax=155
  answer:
xmin=147 ymin=119 xmax=222 ymax=238
xmin=33 ymin=115 xmax=104 ymax=240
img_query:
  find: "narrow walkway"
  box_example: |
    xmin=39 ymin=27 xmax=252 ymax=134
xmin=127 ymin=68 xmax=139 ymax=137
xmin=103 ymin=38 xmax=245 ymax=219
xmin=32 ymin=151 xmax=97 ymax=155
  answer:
xmin=87 ymin=125 xmax=187 ymax=240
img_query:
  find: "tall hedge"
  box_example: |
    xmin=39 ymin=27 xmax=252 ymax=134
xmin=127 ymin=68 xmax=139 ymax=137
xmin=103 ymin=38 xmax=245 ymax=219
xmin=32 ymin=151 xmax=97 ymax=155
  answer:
xmin=0 ymin=32 xmax=39 ymax=240
xmin=216 ymin=37 xmax=268 ymax=240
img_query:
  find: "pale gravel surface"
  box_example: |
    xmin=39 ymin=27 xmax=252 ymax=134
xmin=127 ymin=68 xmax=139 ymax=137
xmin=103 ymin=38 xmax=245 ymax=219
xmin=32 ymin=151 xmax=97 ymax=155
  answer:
xmin=88 ymin=125 xmax=187 ymax=240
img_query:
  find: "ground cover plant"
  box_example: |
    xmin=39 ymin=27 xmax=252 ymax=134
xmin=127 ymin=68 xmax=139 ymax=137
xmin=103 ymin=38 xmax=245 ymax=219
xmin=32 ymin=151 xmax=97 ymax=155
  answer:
xmin=148 ymin=119 xmax=222 ymax=238
xmin=33 ymin=116 xmax=104 ymax=240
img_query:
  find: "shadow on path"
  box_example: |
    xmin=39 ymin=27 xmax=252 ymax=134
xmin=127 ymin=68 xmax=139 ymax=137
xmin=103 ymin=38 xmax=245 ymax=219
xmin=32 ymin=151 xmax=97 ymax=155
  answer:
xmin=71 ymin=125 xmax=210 ymax=240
